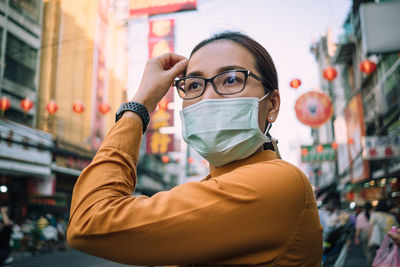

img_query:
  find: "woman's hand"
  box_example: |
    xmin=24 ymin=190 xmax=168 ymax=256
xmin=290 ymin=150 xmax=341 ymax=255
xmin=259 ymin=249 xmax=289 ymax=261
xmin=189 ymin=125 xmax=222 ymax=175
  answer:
xmin=388 ymin=227 xmax=400 ymax=246
xmin=132 ymin=53 xmax=188 ymax=113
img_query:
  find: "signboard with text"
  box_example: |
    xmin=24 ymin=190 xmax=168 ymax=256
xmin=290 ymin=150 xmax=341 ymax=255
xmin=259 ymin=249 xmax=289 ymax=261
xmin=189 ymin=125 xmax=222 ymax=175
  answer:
xmin=145 ymin=19 xmax=175 ymax=154
xmin=295 ymin=91 xmax=333 ymax=128
xmin=345 ymin=94 xmax=369 ymax=183
xmin=301 ymin=144 xmax=336 ymax=163
xmin=129 ymin=0 xmax=196 ymax=16
xmin=362 ymin=135 xmax=400 ymax=160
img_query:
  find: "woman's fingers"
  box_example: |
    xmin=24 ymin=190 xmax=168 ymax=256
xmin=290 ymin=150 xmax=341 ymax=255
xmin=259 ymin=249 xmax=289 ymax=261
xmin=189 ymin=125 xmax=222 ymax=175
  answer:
xmin=133 ymin=53 xmax=188 ymax=113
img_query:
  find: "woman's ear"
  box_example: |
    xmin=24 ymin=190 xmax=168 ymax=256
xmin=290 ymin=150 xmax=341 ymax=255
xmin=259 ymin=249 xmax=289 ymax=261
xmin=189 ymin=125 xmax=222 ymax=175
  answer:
xmin=267 ymin=89 xmax=280 ymax=123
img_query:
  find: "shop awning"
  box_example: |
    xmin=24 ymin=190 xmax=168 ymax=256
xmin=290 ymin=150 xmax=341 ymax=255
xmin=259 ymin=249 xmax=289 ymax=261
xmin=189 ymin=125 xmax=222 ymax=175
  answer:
xmin=0 ymin=159 xmax=51 ymax=177
xmin=51 ymin=163 xmax=81 ymax=177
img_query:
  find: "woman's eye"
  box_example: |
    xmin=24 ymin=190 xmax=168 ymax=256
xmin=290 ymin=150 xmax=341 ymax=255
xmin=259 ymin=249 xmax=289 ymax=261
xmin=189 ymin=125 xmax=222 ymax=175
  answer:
xmin=187 ymin=81 xmax=201 ymax=91
xmin=223 ymin=75 xmax=242 ymax=86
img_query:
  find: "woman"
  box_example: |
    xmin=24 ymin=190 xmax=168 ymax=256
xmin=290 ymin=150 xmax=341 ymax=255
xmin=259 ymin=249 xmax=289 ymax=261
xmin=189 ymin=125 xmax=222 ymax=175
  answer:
xmin=355 ymin=201 xmax=373 ymax=265
xmin=67 ymin=31 xmax=323 ymax=266
xmin=369 ymin=200 xmax=398 ymax=262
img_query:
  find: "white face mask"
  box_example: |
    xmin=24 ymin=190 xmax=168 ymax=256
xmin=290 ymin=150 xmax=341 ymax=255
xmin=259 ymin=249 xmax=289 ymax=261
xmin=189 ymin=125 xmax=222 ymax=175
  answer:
xmin=180 ymin=96 xmax=272 ymax=167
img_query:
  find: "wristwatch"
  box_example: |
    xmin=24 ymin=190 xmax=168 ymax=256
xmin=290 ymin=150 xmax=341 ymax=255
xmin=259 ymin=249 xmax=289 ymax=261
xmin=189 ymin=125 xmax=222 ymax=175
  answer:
xmin=115 ymin=102 xmax=150 ymax=133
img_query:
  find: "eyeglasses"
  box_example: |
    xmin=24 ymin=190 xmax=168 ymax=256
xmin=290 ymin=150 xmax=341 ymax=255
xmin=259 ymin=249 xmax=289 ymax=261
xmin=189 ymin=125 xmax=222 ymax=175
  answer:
xmin=175 ymin=69 xmax=269 ymax=100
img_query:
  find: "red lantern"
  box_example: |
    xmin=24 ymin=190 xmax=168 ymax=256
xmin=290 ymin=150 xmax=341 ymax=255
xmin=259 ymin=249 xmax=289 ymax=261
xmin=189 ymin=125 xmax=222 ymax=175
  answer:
xmin=331 ymin=142 xmax=338 ymax=150
xmin=323 ymin=67 xmax=337 ymax=81
xmin=161 ymin=155 xmax=169 ymax=163
xmin=46 ymin=100 xmax=58 ymax=114
xmin=359 ymin=59 xmax=377 ymax=75
xmin=20 ymin=98 xmax=34 ymax=113
xmin=187 ymin=157 xmax=194 ymax=164
xmin=290 ymin=79 xmax=301 ymax=89
xmin=316 ymin=145 xmax=324 ymax=154
xmin=0 ymin=96 xmax=11 ymax=115
xmin=348 ymin=138 xmax=354 ymax=145
xmin=98 ymin=103 xmax=110 ymax=114
xmin=158 ymin=99 xmax=168 ymax=110
xmin=301 ymin=148 xmax=308 ymax=156
xmin=72 ymin=101 xmax=85 ymax=113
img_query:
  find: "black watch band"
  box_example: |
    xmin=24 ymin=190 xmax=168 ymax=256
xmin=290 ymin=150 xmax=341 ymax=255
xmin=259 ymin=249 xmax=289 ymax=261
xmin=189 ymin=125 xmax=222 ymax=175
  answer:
xmin=115 ymin=102 xmax=150 ymax=133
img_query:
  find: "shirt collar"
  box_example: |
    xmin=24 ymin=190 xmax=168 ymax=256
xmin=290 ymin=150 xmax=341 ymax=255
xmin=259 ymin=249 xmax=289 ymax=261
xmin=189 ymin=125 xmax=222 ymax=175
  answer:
xmin=207 ymin=150 xmax=278 ymax=179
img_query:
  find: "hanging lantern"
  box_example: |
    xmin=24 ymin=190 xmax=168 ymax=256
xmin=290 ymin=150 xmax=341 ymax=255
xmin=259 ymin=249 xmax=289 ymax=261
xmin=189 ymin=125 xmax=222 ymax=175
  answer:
xmin=323 ymin=67 xmax=337 ymax=81
xmin=20 ymin=98 xmax=34 ymax=113
xmin=316 ymin=144 xmax=324 ymax=154
xmin=331 ymin=142 xmax=338 ymax=150
xmin=72 ymin=101 xmax=85 ymax=113
xmin=187 ymin=157 xmax=194 ymax=164
xmin=290 ymin=79 xmax=301 ymax=89
xmin=301 ymin=148 xmax=308 ymax=156
xmin=0 ymin=96 xmax=11 ymax=115
xmin=158 ymin=99 xmax=168 ymax=110
xmin=98 ymin=102 xmax=110 ymax=114
xmin=201 ymin=159 xmax=208 ymax=166
xmin=348 ymin=138 xmax=354 ymax=144
xmin=46 ymin=100 xmax=58 ymax=114
xmin=359 ymin=59 xmax=377 ymax=75
xmin=161 ymin=155 xmax=169 ymax=163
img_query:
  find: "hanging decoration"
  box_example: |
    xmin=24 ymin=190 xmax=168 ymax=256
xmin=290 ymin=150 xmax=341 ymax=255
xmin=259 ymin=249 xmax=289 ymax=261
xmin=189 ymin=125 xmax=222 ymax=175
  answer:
xmin=359 ymin=59 xmax=377 ymax=75
xmin=98 ymin=102 xmax=110 ymax=114
xmin=46 ymin=100 xmax=58 ymax=114
xmin=316 ymin=145 xmax=324 ymax=154
xmin=20 ymin=98 xmax=34 ymax=113
xmin=323 ymin=67 xmax=337 ymax=81
xmin=161 ymin=155 xmax=170 ymax=163
xmin=331 ymin=142 xmax=338 ymax=150
xmin=0 ymin=96 xmax=11 ymax=116
xmin=72 ymin=101 xmax=85 ymax=114
xmin=290 ymin=79 xmax=302 ymax=89
xmin=187 ymin=157 xmax=194 ymax=164
xmin=295 ymin=91 xmax=333 ymax=128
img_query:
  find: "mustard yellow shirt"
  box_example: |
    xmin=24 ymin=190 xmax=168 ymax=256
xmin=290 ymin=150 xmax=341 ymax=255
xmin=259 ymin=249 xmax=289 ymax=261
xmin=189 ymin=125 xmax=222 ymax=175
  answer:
xmin=67 ymin=117 xmax=323 ymax=266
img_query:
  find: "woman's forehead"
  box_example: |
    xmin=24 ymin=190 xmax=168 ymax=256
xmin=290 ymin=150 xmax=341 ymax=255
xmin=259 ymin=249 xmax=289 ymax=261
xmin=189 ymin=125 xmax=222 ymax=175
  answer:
xmin=187 ymin=40 xmax=256 ymax=76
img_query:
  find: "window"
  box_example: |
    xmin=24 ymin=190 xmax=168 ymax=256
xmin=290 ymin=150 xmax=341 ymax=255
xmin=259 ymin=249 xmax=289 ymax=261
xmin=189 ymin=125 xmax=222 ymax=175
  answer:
xmin=4 ymin=33 xmax=37 ymax=89
xmin=9 ymin=0 xmax=41 ymax=24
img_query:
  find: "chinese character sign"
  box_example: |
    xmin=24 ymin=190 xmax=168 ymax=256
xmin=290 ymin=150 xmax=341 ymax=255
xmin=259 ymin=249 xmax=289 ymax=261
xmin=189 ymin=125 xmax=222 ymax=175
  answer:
xmin=145 ymin=18 xmax=175 ymax=155
xmin=362 ymin=135 xmax=400 ymax=159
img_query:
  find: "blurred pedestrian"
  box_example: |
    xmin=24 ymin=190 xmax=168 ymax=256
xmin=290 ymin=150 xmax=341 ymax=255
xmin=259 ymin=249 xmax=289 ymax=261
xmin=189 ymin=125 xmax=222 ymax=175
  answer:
xmin=67 ymin=31 xmax=323 ymax=266
xmin=355 ymin=201 xmax=374 ymax=265
xmin=0 ymin=206 xmax=13 ymax=266
xmin=369 ymin=199 xmax=399 ymax=261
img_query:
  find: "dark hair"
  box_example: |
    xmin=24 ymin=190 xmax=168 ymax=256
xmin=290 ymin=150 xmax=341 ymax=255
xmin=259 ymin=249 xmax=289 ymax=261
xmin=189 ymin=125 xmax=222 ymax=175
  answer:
xmin=375 ymin=199 xmax=389 ymax=212
xmin=364 ymin=201 xmax=372 ymax=220
xmin=190 ymin=31 xmax=278 ymax=94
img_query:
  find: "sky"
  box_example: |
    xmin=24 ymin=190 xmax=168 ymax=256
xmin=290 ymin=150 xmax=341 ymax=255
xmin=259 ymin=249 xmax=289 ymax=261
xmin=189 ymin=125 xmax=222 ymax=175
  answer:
xmin=127 ymin=0 xmax=352 ymax=168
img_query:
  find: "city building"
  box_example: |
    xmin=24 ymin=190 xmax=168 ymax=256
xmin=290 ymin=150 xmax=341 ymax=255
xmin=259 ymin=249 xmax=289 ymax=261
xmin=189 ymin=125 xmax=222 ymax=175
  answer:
xmin=0 ymin=0 xmax=49 ymax=223
xmin=311 ymin=0 xmax=400 ymax=206
xmin=37 ymin=0 xmax=129 ymax=211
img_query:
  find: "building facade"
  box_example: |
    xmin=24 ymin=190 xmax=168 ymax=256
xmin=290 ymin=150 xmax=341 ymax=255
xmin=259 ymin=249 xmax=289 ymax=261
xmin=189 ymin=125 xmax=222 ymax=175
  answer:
xmin=311 ymin=0 xmax=400 ymax=206
xmin=38 ymin=0 xmax=129 ymax=209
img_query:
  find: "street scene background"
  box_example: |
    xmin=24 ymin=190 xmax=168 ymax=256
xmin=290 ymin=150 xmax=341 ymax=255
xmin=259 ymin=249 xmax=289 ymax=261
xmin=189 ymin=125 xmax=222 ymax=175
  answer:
xmin=0 ymin=0 xmax=399 ymax=266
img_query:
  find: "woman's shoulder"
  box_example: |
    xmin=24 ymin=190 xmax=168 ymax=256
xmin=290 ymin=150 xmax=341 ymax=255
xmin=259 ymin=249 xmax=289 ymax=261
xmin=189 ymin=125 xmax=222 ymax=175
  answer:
xmin=233 ymin=158 xmax=314 ymax=201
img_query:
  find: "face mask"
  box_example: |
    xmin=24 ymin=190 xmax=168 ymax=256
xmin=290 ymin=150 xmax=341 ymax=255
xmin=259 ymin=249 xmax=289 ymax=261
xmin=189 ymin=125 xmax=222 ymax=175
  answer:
xmin=180 ymin=95 xmax=271 ymax=167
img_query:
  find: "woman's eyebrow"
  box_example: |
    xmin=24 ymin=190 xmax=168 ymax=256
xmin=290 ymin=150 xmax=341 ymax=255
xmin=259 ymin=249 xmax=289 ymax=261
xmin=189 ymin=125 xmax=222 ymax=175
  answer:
xmin=186 ymin=65 xmax=247 ymax=77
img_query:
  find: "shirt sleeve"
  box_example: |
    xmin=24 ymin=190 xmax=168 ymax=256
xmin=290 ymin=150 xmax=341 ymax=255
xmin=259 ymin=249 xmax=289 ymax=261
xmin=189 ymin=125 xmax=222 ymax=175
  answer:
xmin=67 ymin=117 xmax=309 ymax=266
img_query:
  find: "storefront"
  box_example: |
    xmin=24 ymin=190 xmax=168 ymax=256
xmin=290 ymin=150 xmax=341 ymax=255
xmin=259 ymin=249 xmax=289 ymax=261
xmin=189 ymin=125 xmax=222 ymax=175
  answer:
xmin=0 ymin=119 xmax=53 ymax=223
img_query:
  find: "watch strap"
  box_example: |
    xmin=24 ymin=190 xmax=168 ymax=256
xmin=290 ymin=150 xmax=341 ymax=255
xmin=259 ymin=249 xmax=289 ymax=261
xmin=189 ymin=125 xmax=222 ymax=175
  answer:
xmin=115 ymin=102 xmax=150 ymax=133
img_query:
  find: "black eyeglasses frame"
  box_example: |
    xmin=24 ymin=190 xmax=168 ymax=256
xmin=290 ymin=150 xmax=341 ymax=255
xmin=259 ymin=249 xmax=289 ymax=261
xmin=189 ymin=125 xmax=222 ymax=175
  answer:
xmin=175 ymin=69 xmax=270 ymax=100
